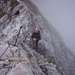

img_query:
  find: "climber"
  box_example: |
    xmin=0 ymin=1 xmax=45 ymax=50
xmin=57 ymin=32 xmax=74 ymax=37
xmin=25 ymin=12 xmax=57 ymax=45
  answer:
xmin=31 ymin=27 xmax=41 ymax=52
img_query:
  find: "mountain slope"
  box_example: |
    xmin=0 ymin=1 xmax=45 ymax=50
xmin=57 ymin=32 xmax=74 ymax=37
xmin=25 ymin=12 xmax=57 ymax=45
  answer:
xmin=28 ymin=1 xmax=75 ymax=75
xmin=0 ymin=0 xmax=75 ymax=75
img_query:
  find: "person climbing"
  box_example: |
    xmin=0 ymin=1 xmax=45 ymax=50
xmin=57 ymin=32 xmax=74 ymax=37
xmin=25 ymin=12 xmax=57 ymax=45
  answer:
xmin=31 ymin=27 xmax=41 ymax=52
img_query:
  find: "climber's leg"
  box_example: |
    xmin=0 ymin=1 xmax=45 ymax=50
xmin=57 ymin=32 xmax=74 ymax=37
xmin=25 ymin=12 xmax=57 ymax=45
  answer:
xmin=35 ymin=41 xmax=38 ymax=52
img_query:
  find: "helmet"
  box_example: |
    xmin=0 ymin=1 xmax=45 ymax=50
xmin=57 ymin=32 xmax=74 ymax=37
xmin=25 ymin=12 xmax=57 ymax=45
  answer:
xmin=34 ymin=28 xmax=39 ymax=31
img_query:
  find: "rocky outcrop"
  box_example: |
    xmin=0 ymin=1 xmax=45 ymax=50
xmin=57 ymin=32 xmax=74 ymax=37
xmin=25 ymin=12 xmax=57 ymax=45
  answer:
xmin=0 ymin=0 xmax=75 ymax=75
xmin=0 ymin=42 xmax=61 ymax=75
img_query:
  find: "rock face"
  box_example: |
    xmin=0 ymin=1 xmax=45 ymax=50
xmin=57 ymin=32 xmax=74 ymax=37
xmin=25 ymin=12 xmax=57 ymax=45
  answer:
xmin=0 ymin=0 xmax=75 ymax=75
xmin=0 ymin=0 xmax=19 ymax=18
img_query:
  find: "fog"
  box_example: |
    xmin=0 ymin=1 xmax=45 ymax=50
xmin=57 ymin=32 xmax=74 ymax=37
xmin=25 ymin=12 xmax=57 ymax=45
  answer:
xmin=31 ymin=0 xmax=75 ymax=54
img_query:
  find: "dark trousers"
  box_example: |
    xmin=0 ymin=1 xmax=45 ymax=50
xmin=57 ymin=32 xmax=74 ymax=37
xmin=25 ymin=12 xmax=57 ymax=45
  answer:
xmin=32 ymin=40 xmax=38 ymax=52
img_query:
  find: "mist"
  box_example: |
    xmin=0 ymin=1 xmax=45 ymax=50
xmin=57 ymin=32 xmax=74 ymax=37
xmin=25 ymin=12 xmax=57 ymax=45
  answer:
xmin=31 ymin=0 xmax=75 ymax=55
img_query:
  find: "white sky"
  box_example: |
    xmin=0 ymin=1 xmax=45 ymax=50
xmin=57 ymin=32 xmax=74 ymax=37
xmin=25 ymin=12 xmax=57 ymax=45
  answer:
xmin=31 ymin=0 xmax=75 ymax=55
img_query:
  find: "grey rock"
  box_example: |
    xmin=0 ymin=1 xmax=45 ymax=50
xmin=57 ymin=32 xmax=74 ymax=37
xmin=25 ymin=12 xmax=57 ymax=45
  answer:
xmin=4 ymin=59 xmax=9 ymax=65
xmin=0 ymin=68 xmax=8 ymax=75
xmin=0 ymin=0 xmax=75 ymax=75
xmin=0 ymin=61 xmax=4 ymax=68
xmin=7 ymin=63 xmax=33 ymax=75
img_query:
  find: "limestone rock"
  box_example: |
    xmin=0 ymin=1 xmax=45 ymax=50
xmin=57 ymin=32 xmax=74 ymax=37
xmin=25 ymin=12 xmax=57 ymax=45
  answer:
xmin=7 ymin=63 xmax=33 ymax=75
xmin=0 ymin=0 xmax=75 ymax=75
